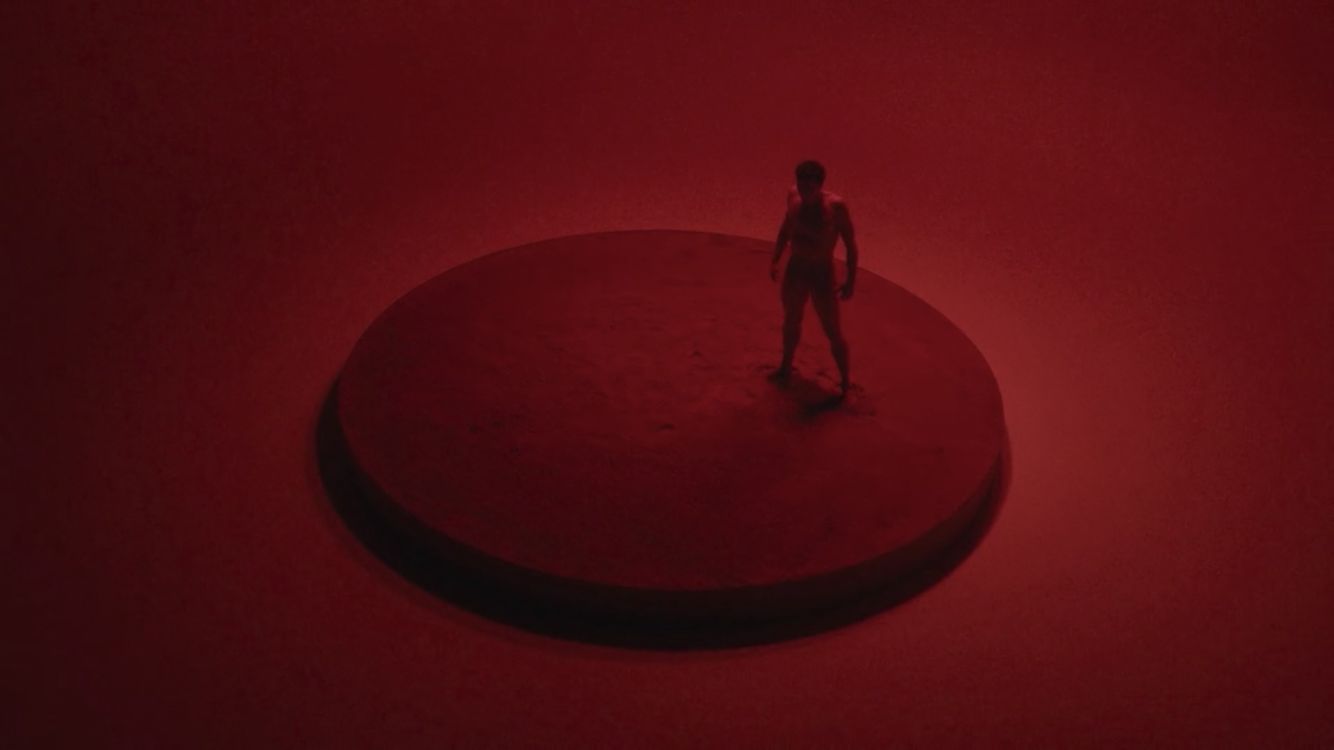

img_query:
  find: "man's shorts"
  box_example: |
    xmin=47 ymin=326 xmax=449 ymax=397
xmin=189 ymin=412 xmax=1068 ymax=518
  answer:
xmin=782 ymin=255 xmax=837 ymax=305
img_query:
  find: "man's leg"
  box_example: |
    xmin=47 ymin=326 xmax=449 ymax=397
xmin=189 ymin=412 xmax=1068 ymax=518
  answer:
xmin=777 ymin=269 xmax=808 ymax=376
xmin=811 ymin=285 xmax=850 ymax=393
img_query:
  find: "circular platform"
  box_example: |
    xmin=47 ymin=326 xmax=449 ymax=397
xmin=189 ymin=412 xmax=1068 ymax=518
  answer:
xmin=334 ymin=230 xmax=1005 ymax=623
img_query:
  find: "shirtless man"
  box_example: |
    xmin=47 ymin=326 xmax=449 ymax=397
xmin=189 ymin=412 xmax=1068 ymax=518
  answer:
xmin=768 ymin=160 xmax=858 ymax=397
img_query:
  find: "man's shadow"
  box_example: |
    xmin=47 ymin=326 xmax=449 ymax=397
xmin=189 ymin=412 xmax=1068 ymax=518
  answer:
xmin=766 ymin=367 xmax=849 ymax=417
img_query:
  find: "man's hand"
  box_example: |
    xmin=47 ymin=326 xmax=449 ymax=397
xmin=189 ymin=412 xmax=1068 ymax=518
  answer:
xmin=770 ymin=259 xmax=781 ymax=282
xmin=838 ymin=281 xmax=855 ymax=300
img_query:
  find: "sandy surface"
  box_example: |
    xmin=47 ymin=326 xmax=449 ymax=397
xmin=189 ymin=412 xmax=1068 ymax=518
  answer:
xmin=335 ymin=231 xmax=1004 ymax=598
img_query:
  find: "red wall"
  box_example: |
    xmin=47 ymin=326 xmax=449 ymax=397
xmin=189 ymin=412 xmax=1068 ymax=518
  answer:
xmin=8 ymin=2 xmax=1332 ymax=745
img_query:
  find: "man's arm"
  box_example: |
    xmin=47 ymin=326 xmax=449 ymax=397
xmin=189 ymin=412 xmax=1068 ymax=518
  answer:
xmin=835 ymin=201 xmax=858 ymax=296
xmin=770 ymin=209 xmax=792 ymax=280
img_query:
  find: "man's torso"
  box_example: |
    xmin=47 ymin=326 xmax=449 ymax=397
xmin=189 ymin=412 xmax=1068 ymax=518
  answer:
xmin=786 ymin=187 xmax=844 ymax=262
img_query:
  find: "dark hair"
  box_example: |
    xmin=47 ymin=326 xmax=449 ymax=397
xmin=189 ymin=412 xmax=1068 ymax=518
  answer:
xmin=795 ymin=160 xmax=826 ymax=184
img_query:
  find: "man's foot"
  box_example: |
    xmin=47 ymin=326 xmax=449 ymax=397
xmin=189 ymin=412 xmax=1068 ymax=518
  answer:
xmin=767 ymin=366 xmax=793 ymax=384
xmin=836 ymin=381 xmax=856 ymax=403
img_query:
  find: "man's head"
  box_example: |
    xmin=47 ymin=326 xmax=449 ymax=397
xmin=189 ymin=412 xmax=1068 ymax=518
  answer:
xmin=795 ymin=160 xmax=826 ymax=201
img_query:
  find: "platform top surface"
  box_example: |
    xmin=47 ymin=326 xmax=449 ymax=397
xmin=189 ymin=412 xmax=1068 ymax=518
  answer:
xmin=337 ymin=231 xmax=1005 ymax=590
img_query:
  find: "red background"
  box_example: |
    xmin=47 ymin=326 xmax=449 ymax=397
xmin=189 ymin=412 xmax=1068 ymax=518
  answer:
xmin=7 ymin=1 xmax=1333 ymax=745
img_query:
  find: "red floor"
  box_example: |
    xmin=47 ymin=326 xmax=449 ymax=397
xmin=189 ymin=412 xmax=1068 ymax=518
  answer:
xmin=9 ymin=2 xmax=1333 ymax=746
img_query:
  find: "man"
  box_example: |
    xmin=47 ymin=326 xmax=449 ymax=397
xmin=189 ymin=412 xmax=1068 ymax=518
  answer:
xmin=769 ymin=159 xmax=858 ymax=397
